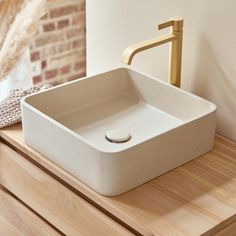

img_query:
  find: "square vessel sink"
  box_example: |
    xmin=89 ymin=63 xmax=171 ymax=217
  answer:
xmin=21 ymin=68 xmax=216 ymax=196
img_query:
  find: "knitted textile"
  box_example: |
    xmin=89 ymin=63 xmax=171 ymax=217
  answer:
xmin=0 ymin=84 xmax=52 ymax=128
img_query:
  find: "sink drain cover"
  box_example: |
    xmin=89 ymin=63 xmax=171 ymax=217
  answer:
xmin=105 ymin=129 xmax=131 ymax=143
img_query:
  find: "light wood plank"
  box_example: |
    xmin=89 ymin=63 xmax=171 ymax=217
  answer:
xmin=0 ymin=187 xmax=60 ymax=236
xmin=1 ymin=124 xmax=236 ymax=235
xmin=214 ymin=220 xmax=236 ymax=236
xmin=0 ymin=215 xmax=22 ymax=236
xmin=0 ymin=142 xmax=134 ymax=236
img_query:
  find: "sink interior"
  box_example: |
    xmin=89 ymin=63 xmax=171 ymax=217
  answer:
xmin=57 ymin=97 xmax=182 ymax=152
xmin=25 ymin=68 xmax=215 ymax=152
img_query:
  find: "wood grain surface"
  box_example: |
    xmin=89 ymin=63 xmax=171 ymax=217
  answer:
xmin=0 ymin=141 xmax=134 ymax=236
xmin=0 ymin=187 xmax=60 ymax=236
xmin=1 ymin=124 xmax=236 ymax=236
xmin=214 ymin=220 xmax=236 ymax=236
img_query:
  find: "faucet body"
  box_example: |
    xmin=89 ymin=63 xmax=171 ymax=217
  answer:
xmin=121 ymin=18 xmax=183 ymax=87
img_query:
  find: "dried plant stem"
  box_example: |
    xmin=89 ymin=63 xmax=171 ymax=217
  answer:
xmin=0 ymin=0 xmax=24 ymax=50
xmin=0 ymin=0 xmax=46 ymax=80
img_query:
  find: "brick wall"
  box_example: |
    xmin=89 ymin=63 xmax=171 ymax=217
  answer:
xmin=30 ymin=0 xmax=86 ymax=85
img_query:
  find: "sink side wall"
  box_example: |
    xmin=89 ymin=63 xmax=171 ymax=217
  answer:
xmin=21 ymin=103 xmax=106 ymax=192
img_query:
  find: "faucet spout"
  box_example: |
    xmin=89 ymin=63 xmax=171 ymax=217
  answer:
xmin=121 ymin=17 xmax=183 ymax=88
xmin=121 ymin=34 xmax=176 ymax=65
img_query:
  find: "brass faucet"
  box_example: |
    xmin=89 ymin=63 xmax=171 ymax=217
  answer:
xmin=121 ymin=17 xmax=183 ymax=87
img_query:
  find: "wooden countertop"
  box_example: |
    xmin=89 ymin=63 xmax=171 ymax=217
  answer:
xmin=1 ymin=124 xmax=236 ymax=236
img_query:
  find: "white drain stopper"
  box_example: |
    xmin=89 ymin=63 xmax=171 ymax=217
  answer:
xmin=105 ymin=129 xmax=131 ymax=143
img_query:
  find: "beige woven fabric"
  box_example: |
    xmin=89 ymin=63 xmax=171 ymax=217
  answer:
xmin=0 ymin=84 xmax=52 ymax=128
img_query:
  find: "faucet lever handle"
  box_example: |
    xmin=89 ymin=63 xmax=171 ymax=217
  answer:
xmin=158 ymin=17 xmax=183 ymax=31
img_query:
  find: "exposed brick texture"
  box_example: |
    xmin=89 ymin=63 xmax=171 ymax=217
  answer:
xmin=60 ymin=65 xmax=71 ymax=75
xmin=30 ymin=0 xmax=86 ymax=85
xmin=45 ymin=69 xmax=58 ymax=79
xmin=41 ymin=60 xmax=47 ymax=70
xmin=49 ymin=4 xmax=80 ymax=18
xmin=32 ymin=75 xmax=42 ymax=84
xmin=30 ymin=51 xmax=40 ymax=62
xmin=43 ymin=22 xmax=56 ymax=32
xmin=57 ymin=19 xmax=70 ymax=29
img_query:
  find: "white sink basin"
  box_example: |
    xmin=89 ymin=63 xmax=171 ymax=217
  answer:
xmin=21 ymin=68 xmax=216 ymax=196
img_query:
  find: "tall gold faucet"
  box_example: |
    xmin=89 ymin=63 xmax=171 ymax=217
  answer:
xmin=121 ymin=17 xmax=183 ymax=87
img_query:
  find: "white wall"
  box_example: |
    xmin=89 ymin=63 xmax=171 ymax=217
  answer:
xmin=86 ymin=0 xmax=236 ymax=141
